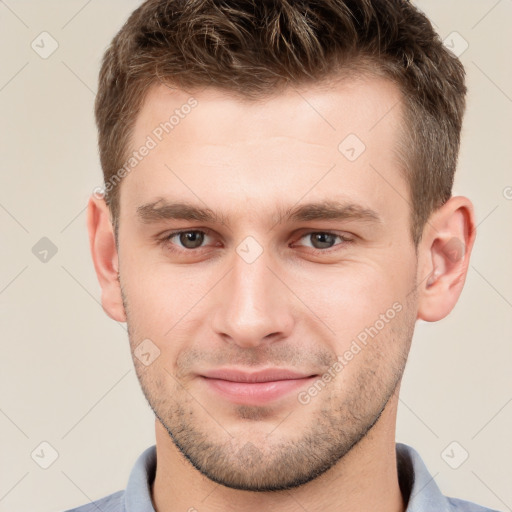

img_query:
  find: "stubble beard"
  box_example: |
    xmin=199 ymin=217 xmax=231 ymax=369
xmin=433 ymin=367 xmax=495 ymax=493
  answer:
xmin=121 ymin=286 xmax=415 ymax=492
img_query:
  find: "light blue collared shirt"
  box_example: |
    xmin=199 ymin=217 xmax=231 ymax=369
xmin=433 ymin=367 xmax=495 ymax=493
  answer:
xmin=64 ymin=443 xmax=501 ymax=512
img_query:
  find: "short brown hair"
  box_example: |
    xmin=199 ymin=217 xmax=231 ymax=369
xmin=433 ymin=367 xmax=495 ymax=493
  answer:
xmin=95 ymin=0 xmax=466 ymax=247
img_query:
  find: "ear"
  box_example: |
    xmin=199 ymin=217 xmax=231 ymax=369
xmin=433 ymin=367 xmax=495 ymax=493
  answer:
xmin=87 ymin=195 xmax=127 ymax=322
xmin=416 ymin=196 xmax=477 ymax=322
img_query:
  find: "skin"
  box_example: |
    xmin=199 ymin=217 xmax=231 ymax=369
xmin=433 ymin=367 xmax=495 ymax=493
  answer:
xmin=88 ymin=76 xmax=476 ymax=512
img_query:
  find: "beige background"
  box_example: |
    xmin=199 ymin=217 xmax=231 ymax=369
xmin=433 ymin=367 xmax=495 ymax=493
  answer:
xmin=0 ymin=1 xmax=511 ymax=511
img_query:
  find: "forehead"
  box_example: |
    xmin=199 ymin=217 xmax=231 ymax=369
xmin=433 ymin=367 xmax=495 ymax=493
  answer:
xmin=134 ymin=76 xmax=403 ymax=147
xmin=121 ymin=76 xmax=408 ymax=228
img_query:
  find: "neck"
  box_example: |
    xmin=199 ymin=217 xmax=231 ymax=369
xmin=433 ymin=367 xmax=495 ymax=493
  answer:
xmin=151 ymin=393 xmax=405 ymax=512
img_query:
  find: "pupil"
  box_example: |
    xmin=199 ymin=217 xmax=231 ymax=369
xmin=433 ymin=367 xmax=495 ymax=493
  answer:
xmin=180 ymin=231 xmax=204 ymax=249
xmin=313 ymin=233 xmax=334 ymax=249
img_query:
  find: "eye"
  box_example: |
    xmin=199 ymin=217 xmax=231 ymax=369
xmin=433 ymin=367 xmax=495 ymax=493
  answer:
xmin=163 ymin=230 xmax=213 ymax=250
xmin=294 ymin=231 xmax=353 ymax=251
xmin=159 ymin=229 xmax=353 ymax=255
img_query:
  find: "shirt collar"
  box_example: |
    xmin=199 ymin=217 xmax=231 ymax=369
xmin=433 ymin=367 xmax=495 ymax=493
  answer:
xmin=396 ymin=442 xmax=452 ymax=511
xmin=124 ymin=444 xmax=157 ymax=512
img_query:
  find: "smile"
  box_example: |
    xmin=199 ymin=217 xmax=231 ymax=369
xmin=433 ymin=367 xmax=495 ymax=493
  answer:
xmin=199 ymin=368 xmax=318 ymax=405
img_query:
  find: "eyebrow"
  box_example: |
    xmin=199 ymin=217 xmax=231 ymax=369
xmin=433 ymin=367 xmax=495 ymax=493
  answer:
xmin=136 ymin=199 xmax=382 ymax=227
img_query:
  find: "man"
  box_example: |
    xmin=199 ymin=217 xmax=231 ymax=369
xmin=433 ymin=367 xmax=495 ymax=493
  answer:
xmin=68 ymin=0 xmax=499 ymax=510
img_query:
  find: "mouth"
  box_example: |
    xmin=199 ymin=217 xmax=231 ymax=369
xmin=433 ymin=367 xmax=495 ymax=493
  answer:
xmin=199 ymin=368 xmax=318 ymax=405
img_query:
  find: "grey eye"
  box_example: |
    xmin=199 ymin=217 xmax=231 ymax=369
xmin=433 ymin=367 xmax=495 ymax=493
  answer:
xmin=309 ymin=233 xmax=337 ymax=249
xmin=176 ymin=231 xmax=205 ymax=249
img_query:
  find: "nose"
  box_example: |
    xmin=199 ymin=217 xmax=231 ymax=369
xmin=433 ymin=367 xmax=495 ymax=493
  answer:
xmin=211 ymin=248 xmax=295 ymax=349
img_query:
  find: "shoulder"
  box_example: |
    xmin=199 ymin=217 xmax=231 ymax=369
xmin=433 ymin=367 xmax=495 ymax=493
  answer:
xmin=62 ymin=444 xmax=156 ymax=512
xmin=395 ymin=443 xmax=502 ymax=512
xmin=62 ymin=489 xmax=125 ymax=512
xmin=446 ymin=496 xmax=503 ymax=512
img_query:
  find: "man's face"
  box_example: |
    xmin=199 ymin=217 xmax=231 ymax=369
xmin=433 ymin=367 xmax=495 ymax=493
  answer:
xmin=117 ymin=77 xmax=419 ymax=491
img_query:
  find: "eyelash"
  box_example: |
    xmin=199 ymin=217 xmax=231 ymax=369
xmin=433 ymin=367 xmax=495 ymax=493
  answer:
xmin=159 ymin=229 xmax=354 ymax=255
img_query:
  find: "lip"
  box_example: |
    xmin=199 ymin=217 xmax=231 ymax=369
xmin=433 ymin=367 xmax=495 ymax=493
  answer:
xmin=199 ymin=368 xmax=318 ymax=405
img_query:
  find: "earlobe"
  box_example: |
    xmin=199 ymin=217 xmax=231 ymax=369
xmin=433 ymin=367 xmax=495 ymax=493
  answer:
xmin=87 ymin=195 xmax=127 ymax=322
xmin=416 ymin=196 xmax=476 ymax=322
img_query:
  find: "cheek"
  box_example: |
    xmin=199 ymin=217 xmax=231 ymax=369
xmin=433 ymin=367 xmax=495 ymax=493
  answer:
xmin=123 ymin=261 xmax=218 ymax=372
xmin=123 ymin=256 xmax=210 ymax=327
xmin=296 ymin=260 xmax=408 ymax=337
